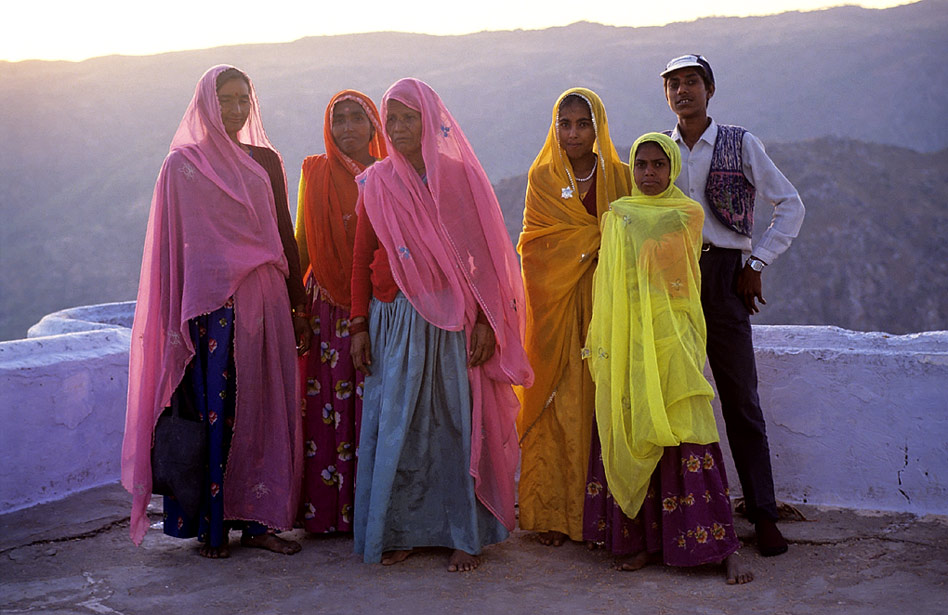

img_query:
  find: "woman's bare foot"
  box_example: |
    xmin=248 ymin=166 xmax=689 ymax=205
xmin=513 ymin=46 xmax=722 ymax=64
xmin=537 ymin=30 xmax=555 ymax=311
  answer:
xmin=612 ymin=550 xmax=650 ymax=571
xmin=537 ymin=530 xmax=567 ymax=546
xmin=198 ymin=543 xmax=230 ymax=559
xmin=381 ymin=549 xmax=414 ymax=566
xmin=725 ymin=551 xmax=754 ymax=584
xmin=447 ymin=549 xmax=480 ymax=572
xmin=240 ymin=533 xmax=301 ymax=555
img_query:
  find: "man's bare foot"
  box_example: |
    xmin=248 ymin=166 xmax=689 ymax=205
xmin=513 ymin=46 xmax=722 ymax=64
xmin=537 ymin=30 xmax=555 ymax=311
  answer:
xmin=381 ymin=549 xmax=413 ymax=565
xmin=612 ymin=550 xmax=650 ymax=571
xmin=240 ymin=533 xmax=301 ymax=555
xmin=725 ymin=551 xmax=754 ymax=584
xmin=585 ymin=541 xmax=599 ymax=551
xmin=447 ymin=549 xmax=480 ymax=572
xmin=537 ymin=530 xmax=567 ymax=546
xmin=198 ymin=543 xmax=230 ymax=559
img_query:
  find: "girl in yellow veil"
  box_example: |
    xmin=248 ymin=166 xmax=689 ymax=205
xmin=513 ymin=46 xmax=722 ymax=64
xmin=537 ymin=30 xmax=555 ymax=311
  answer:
xmin=517 ymin=89 xmax=631 ymax=545
xmin=583 ymin=133 xmax=752 ymax=584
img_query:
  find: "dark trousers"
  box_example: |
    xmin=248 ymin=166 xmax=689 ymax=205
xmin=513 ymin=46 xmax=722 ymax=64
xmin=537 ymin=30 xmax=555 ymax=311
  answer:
xmin=700 ymin=247 xmax=779 ymax=522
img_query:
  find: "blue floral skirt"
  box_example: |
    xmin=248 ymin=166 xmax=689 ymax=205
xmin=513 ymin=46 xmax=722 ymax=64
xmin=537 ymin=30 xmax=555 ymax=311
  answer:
xmin=162 ymin=301 xmax=266 ymax=547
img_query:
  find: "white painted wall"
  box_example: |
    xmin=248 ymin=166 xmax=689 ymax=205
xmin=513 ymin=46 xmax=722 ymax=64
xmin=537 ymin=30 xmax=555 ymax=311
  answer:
xmin=1 ymin=304 xmax=945 ymax=516
xmin=715 ymin=326 xmax=947 ymax=516
xmin=0 ymin=302 xmax=133 ymax=513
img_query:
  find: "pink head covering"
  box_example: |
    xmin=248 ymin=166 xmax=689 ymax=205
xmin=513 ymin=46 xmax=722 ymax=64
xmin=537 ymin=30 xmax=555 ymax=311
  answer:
xmin=357 ymin=78 xmax=533 ymax=529
xmin=121 ymin=65 xmax=301 ymax=545
xmin=172 ymin=65 xmax=285 ymax=226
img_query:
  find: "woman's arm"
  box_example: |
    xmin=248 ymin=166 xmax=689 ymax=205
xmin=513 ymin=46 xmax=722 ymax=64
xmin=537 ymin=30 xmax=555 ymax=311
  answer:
xmin=469 ymin=307 xmax=496 ymax=367
xmin=294 ymin=171 xmax=310 ymax=278
xmin=350 ymin=202 xmax=377 ymax=374
xmin=254 ymin=146 xmax=310 ymax=353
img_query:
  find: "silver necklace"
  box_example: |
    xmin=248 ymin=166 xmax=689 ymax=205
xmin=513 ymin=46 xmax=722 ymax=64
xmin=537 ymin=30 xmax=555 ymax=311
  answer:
xmin=561 ymin=155 xmax=597 ymax=199
xmin=575 ymin=162 xmax=596 ymax=182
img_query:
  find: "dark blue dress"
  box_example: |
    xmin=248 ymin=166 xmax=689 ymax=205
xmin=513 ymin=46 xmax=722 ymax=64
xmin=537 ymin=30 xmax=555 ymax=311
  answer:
xmin=162 ymin=300 xmax=266 ymax=547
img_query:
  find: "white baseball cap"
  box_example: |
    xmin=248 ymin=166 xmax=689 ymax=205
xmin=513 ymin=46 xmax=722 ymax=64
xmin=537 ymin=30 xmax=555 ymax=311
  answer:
xmin=661 ymin=54 xmax=715 ymax=86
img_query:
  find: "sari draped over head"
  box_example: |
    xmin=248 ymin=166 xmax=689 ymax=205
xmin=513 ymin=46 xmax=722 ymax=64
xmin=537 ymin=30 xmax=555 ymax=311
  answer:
xmin=356 ymin=77 xmax=534 ymax=530
xmin=121 ymin=65 xmax=301 ymax=545
xmin=585 ymin=132 xmax=719 ymax=519
xmin=299 ymin=90 xmax=387 ymax=308
xmin=516 ymin=87 xmax=632 ymax=437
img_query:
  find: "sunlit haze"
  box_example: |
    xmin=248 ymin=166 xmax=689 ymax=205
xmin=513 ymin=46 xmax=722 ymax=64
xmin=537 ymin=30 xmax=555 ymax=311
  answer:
xmin=2 ymin=0 xmax=914 ymax=62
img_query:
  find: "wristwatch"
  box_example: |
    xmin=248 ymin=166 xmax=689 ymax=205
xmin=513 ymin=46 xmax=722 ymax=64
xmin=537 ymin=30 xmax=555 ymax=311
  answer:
xmin=747 ymin=257 xmax=766 ymax=272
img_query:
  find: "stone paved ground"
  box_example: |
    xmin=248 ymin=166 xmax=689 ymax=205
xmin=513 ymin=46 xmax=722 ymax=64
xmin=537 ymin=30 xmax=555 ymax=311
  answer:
xmin=2 ymin=484 xmax=947 ymax=615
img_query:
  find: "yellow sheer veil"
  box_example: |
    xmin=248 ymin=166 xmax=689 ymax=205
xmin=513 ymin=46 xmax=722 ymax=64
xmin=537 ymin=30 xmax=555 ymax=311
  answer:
xmin=629 ymin=132 xmax=683 ymax=198
xmin=585 ymin=132 xmax=719 ymax=519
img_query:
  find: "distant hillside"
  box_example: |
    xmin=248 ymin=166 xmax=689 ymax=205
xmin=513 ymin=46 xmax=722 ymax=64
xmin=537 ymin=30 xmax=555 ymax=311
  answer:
xmin=1 ymin=0 xmax=946 ymax=340
xmin=494 ymin=139 xmax=948 ymax=334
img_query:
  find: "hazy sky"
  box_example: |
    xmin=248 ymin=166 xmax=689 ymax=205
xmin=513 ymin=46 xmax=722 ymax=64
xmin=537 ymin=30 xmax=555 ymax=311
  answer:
xmin=2 ymin=0 xmax=913 ymax=62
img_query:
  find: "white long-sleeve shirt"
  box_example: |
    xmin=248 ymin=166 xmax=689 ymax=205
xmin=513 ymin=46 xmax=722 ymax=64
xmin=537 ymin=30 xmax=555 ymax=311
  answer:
xmin=670 ymin=119 xmax=805 ymax=265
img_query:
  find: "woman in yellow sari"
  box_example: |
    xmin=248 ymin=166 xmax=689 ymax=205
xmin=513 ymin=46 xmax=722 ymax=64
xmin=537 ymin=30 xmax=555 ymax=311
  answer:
xmin=583 ymin=133 xmax=751 ymax=584
xmin=517 ymin=89 xmax=631 ymax=545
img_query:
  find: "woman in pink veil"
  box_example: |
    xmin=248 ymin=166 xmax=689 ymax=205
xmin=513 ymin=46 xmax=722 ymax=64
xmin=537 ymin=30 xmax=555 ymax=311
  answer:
xmin=121 ymin=65 xmax=309 ymax=558
xmin=349 ymin=78 xmax=533 ymax=571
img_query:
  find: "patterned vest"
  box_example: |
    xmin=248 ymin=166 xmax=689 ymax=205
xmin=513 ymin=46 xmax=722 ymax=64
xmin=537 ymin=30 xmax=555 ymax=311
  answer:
xmin=664 ymin=124 xmax=756 ymax=237
xmin=705 ymin=124 xmax=755 ymax=237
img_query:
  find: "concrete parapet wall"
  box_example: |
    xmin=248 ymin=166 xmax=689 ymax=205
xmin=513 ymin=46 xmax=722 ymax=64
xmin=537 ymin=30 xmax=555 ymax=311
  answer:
xmin=27 ymin=301 xmax=135 ymax=338
xmin=0 ymin=302 xmax=134 ymax=513
xmin=714 ymin=325 xmax=947 ymax=516
xmin=1 ymin=304 xmax=945 ymax=516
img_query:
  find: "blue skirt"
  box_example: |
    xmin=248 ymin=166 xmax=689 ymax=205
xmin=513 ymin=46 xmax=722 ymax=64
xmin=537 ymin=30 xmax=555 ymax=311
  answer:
xmin=353 ymin=294 xmax=507 ymax=563
xmin=162 ymin=302 xmax=265 ymax=547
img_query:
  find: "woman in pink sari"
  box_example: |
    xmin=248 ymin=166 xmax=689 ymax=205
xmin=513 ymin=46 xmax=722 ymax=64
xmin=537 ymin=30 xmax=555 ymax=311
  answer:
xmin=121 ymin=65 xmax=309 ymax=558
xmin=349 ymin=78 xmax=533 ymax=571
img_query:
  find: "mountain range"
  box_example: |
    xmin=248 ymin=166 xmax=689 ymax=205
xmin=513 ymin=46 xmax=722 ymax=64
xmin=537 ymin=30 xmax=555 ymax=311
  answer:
xmin=1 ymin=0 xmax=946 ymax=340
xmin=494 ymin=138 xmax=948 ymax=334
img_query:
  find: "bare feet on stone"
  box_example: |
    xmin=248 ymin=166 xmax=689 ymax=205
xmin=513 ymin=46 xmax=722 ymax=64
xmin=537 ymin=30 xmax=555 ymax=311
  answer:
xmin=447 ymin=549 xmax=480 ymax=572
xmin=612 ymin=550 xmax=650 ymax=571
xmin=725 ymin=551 xmax=754 ymax=584
xmin=537 ymin=530 xmax=567 ymax=546
xmin=240 ymin=533 xmax=301 ymax=555
xmin=198 ymin=543 xmax=230 ymax=559
xmin=381 ymin=549 xmax=413 ymax=566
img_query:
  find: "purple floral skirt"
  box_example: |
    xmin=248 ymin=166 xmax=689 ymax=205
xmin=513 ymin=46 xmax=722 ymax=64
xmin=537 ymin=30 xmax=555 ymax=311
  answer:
xmin=297 ymin=282 xmax=363 ymax=533
xmin=583 ymin=419 xmax=739 ymax=567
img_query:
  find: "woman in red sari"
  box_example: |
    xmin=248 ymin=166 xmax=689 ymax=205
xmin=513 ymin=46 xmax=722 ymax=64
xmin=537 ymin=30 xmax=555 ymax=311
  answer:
xmin=295 ymin=90 xmax=386 ymax=533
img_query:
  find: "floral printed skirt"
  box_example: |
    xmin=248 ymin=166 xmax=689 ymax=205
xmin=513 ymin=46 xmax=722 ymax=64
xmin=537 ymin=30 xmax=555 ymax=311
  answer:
xmin=583 ymin=418 xmax=740 ymax=566
xmin=297 ymin=282 xmax=362 ymax=533
xmin=162 ymin=301 xmax=266 ymax=547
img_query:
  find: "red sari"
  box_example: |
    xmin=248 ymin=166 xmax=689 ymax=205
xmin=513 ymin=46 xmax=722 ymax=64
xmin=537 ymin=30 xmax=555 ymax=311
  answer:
xmin=294 ymin=90 xmax=386 ymax=532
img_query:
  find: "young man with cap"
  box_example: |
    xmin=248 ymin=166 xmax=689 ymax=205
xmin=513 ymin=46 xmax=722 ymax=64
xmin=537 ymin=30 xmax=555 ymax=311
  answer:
xmin=660 ymin=54 xmax=805 ymax=556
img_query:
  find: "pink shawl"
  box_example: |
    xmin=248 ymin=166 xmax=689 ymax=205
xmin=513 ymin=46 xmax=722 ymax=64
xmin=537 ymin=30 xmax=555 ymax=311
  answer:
xmin=121 ymin=65 xmax=301 ymax=545
xmin=356 ymin=78 xmax=534 ymax=530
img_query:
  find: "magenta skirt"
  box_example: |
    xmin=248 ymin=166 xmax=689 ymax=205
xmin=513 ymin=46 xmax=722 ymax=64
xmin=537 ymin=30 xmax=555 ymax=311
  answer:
xmin=297 ymin=281 xmax=363 ymax=533
xmin=583 ymin=418 xmax=740 ymax=567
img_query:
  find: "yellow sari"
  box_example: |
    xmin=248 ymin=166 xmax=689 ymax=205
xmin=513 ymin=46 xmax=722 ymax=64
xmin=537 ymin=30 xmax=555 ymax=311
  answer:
xmin=516 ymin=88 xmax=632 ymax=538
xmin=586 ymin=133 xmax=719 ymax=519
